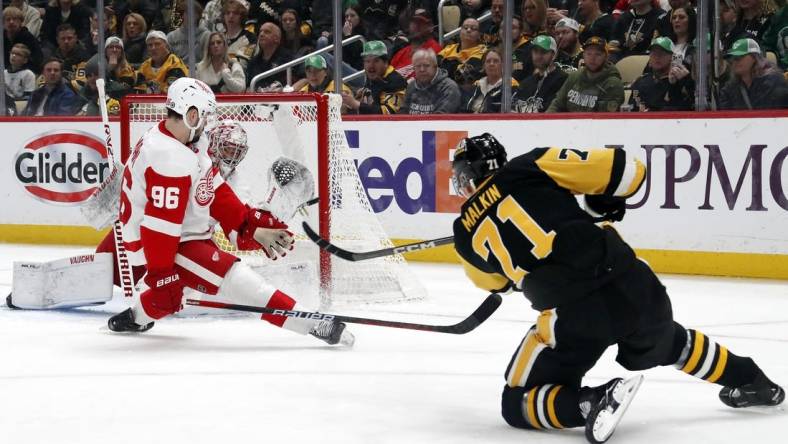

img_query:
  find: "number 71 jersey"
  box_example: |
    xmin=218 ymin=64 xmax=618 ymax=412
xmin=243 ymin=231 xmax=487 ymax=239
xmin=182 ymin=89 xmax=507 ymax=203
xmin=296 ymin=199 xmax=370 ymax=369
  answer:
xmin=452 ymin=147 xmax=645 ymax=293
xmin=119 ymin=121 xmax=221 ymax=268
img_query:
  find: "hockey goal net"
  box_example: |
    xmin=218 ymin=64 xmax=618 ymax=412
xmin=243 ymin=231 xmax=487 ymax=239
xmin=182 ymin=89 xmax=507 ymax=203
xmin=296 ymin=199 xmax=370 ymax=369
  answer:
xmin=120 ymin=93 xmax=425 ymax=309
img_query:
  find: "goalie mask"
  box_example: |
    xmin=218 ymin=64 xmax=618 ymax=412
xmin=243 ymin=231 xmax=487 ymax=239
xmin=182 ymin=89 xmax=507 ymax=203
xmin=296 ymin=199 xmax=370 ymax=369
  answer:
xmin=452 ymin=133 xmax=508 ymax=198
xmin=208 ymin=120 xmax=249 ymax=178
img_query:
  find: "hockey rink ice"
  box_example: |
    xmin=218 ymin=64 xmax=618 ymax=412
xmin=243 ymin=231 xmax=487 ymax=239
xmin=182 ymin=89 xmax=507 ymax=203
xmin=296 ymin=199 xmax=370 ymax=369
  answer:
xmin=1 ymin=243 xmax=786 ymax=444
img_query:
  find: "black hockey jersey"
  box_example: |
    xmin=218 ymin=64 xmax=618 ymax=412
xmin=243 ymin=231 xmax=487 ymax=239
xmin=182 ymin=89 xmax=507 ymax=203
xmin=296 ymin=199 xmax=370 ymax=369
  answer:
xmin=452 ymin=147 xmax=645 ymax=294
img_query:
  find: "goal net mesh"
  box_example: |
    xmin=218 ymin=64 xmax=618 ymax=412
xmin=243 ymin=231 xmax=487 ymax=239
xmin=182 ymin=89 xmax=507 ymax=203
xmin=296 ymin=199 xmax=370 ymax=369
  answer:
xmin=122 ymin=93 xmax=426 ymax=309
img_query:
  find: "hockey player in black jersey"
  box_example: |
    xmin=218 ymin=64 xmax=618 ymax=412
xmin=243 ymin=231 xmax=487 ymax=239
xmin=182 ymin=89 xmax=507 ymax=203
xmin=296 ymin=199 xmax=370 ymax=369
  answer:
xmin=451 ymin=133 xmax=785 ymax=444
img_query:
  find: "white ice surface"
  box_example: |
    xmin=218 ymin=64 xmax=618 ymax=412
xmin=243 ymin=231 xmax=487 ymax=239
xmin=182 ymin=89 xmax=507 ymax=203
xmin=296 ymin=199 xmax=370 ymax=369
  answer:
xmin=0 ymin=244 xmax=786 ymax=444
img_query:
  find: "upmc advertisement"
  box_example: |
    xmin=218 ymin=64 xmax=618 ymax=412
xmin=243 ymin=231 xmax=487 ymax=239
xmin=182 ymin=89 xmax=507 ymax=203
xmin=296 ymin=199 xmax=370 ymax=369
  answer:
xmin=1 ymin=114 xmax=787 ymax=278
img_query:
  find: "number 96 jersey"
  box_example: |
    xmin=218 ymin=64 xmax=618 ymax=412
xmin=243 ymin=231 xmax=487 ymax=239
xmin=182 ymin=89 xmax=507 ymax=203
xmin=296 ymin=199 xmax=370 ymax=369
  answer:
xmin=119 ymin=121 xmax=228 ymax=272
xmin=452 ymin=147 xmax=645 ymax=294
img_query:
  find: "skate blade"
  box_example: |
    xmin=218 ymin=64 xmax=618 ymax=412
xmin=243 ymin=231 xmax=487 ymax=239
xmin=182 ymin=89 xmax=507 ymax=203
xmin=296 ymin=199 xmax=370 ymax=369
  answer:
xmin=587 ymin=374 xmax=644 ymax=444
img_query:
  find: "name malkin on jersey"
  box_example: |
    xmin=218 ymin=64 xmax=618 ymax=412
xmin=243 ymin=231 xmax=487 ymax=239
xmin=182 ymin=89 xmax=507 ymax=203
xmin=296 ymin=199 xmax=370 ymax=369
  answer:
xmin=460 ymin=184 xmax=503 ymax=232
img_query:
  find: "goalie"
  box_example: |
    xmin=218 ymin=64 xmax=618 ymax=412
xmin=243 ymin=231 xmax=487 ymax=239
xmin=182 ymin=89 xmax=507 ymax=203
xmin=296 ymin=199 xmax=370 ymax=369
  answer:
xmin=106 ymin=79 xmax=352 ymax=345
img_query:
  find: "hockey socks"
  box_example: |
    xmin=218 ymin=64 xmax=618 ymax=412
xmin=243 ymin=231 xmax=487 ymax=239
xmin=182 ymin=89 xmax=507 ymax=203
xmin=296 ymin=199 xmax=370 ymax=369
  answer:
xmin=673 ymin=328 xmax=760 ymax=388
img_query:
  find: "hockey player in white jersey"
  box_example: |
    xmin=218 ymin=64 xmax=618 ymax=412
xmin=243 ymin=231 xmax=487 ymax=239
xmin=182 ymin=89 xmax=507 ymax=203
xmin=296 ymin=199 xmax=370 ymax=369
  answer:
xmin=107 ymin=78 xmax=353 ymax=346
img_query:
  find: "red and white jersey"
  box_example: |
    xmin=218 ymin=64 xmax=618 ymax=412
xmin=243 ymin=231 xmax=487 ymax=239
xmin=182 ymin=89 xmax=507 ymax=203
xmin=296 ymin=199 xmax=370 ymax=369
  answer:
xmin=119 ymin=121 xmax=246 ymax=273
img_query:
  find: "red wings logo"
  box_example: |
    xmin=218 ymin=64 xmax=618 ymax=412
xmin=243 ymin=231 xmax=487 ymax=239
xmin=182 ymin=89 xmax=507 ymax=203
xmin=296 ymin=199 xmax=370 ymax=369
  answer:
xmin=194 ymin=168 xmax=215 ymax=206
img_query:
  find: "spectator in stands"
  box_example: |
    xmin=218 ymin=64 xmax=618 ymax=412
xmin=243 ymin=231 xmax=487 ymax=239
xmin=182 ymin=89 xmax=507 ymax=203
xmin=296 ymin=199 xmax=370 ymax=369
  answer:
xmin=657 ymin=0 xmax=691 ymax=37
xmin=201 ymin=0 xmax=228 ymax=32
xmin=10 ymin=0 xmax=41 ymax=38
xmin=76 ymin=57 xmax=121 ymax=116
xmin=438 ymin=17 xmax=487 ymax=102
xmin=554 ymin=17 xmax=583 ymax=68
xmin=761 ymin=3 xmax=787 ymax=69
xmin=401 ymin=48 xmax=461 ymax=114
xmin=724 ymin=0 xmax=775 ymax=49
xmin=317 ymin=5 xmax=366 ymax=72
xmin=357 ymin=0 xmax=407 ymax=41
xmin=4 ymin=43 xmax=36 ymax=101
xmin=136 ymin=30 xmax=189 ymax=93
xmin=41 ymin=0 xmax=92 ymax=50
xmin=719 ymin=0 xmax=740 ymax=44
xmin=719 ymin=38 xmax=788 ymax=109
xmin=513 ymin=35 xmax=569 ymax=113
xmin=3 ymin=6 xmax=42 ymax=73
xmin=99 ymin=36 xmax=138 ymax=97
xmin=547 ymin=36 xmax=625 ymax=111
xmin=508 ymin=15 xmax=533 ymax=82
xmin=246 ymin=22 xmax=293 ymax=91
xmin=296 ymin=55 xmax=351 ymax=95
xmin=460 ymin=0 xmax=489 ymax=21
xmin=311 ymin=0 xmax=334 ymax=46
xmin=577 ymin=0 xmax=615 ymax=42
xmin=50 ymin=24 xmax=90 ymax=81
xmin=391 ymin=9 xmax=443 ymax=80
xmin=667 ymin=6 xmax=696 ymax=67
xmin=466 ymin=48 xmax=519 ymax=113
xmin=167 ymin=0 xmax=210 ymax=66
xmin=23 ymin=58 xmax=84 ymax=116
xmin=249 ymin=0 xmax=306 ymax=32
xmin=113 ymin=0 xmax=164 ymax=35
xmin=627 ymin=37 xmax=694 ymax=111
xmin=122 ymin=12 xmax=148 ymax=66
xmin=85 ymin=9 xmax=115 ymax=55
xmin=482 ymin=0 xmax=505 ymax=46
xmin=609 ymin=0 xmax=666 ymax=61
xmin=523 ymin=0 xmax=549 ymax=37
xmin=280 ymin=8 xmax=313 ymax=58
xmin=221 ymin=0 xmax=256 ymax=69
xmin=342 ymin=40 xmax=407 ymax=114
xmin=195 ymin=32 xmax=246 ymax=92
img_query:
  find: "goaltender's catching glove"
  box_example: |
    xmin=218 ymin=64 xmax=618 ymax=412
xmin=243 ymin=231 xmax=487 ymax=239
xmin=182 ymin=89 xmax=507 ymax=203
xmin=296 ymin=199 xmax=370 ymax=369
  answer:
xmin=237 ymin=208 xmax=295 ymax=259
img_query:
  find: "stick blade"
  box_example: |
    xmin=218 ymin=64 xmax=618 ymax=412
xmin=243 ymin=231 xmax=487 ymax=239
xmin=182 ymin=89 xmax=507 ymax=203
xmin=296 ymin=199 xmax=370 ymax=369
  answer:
xmin=301 ymin=221 xmax=358 ymax=261
xmin=449 ymin=293 xmax=502 ymax=334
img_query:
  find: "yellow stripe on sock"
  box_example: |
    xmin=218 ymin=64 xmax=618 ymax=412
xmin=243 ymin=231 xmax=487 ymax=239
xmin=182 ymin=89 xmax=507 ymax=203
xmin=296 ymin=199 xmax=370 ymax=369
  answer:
xmin=546 ymin=385 xmax=564 ymax=429
xmin=527 ymin=387 xmax=542 ymax=429
xmin=681 ymin=332 xmax=706 ymax=374
xmin=706 ymin=347 xmax=729 ymax=383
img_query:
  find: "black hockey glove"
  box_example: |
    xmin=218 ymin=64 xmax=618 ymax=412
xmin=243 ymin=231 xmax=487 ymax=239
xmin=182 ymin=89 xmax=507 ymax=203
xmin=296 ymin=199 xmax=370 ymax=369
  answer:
xmin=584 ymin=194 xmax=626 ymax=222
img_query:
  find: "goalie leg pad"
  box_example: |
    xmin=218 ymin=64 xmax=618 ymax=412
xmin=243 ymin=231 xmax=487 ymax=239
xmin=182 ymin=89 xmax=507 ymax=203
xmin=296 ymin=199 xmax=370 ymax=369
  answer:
xmin=218 ymin=262 xmax=314 ymax=334
xmin=11 ymin=253 xmax=114 ymax=309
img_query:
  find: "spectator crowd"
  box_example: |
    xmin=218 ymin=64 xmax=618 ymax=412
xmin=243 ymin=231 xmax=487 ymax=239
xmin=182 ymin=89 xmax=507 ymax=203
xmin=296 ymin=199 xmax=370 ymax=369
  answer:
xmin=2 ymin=0 xmax=787 ymax=116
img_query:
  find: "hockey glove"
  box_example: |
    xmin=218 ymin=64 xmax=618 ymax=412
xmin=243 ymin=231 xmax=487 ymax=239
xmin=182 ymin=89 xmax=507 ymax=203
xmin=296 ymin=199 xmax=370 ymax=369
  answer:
xmin=584 ymin=194 xmax=626 ymax=222
xmin=140 ymin=270 xmax=185 ymax=319
xmin=238 ymin=208 xmax=295 ymax=259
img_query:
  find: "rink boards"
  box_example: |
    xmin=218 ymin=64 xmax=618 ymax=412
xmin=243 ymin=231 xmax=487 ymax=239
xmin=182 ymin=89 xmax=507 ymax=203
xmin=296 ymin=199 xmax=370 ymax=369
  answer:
xmin=0 ymin=111 xmax=787 ymax=279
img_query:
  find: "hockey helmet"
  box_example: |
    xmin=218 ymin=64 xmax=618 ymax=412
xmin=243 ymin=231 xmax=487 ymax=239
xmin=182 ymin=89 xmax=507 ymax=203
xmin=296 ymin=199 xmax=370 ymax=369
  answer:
xmin=452 ymin=133 xmax=507 ymax=198
xmin=165 ymin=77 xmax=217 ymax=140
xmin=208 ymin=120 xmax=248 ymax=177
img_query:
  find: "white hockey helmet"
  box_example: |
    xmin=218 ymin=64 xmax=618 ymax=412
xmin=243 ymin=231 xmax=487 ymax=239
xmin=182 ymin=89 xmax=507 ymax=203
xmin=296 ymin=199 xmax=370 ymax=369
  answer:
xmin=208 ymin=120 xmax=249 ymax=177
xmin=165 ymin=78 xmax=217 ymax=140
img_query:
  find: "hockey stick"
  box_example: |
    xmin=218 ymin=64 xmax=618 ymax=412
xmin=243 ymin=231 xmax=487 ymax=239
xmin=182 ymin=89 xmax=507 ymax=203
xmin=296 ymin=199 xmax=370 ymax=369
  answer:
xmin=185 ymin=293 xmax=502 ymax=334
xmin=301 ymin=221 xmax=454 ymax=261
xmin=95 ymin=79 xmax=135 ymax=299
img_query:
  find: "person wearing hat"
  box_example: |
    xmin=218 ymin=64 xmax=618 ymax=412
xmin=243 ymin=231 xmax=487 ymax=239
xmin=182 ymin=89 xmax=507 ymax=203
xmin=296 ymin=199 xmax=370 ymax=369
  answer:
xmin=342 ymin=40 xmax=407 ymax=115
xmin=72 ymin=36 xmax=137 ymax=97
xmin=401 ymin=48 xmax=461 ymax=114
xmin=512 ymin=35 xmax=569 ymax=113
xmin=547 ymin=36 xmax=625 ymax=112
xmin=136 ymin=30 xmax=189 ymax=94
xmin=75 ymin=56 xmax=121 ymax=117
xmin=298 ymin=54 xmax=351 ymax=96
xmin=627 ymin=37 xmax=694 ymax=111
xmin=719 ymin=38 xmax=788 ymax=110
xmin=609 ymin=0 xmax=666 ymax=61
xmin=554 ymin=17 xmax=584 ymax=69
xmin=23 ymin=57 xmax=85 ymax=116
xmin=391 ymin=9 xmax=442 ymax=80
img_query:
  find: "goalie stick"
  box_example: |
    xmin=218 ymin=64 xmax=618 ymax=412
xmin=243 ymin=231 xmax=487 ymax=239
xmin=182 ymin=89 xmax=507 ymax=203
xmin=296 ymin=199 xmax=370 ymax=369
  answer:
xmin=302 ymin=221 xmax=454 ymax=261
xmin=185 ymin=293 xmax=502 ymax=334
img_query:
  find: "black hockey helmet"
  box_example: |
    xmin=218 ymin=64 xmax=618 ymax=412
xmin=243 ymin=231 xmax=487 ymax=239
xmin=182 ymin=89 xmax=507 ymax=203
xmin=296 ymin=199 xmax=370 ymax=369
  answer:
xmin=452 ymin=133 xmax=508 ymax=198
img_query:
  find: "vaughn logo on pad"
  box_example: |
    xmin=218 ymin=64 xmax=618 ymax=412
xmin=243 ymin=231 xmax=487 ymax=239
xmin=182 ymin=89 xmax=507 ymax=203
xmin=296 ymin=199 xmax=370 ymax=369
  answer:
xmin=14 ymin=130 xmax=110 ymax=205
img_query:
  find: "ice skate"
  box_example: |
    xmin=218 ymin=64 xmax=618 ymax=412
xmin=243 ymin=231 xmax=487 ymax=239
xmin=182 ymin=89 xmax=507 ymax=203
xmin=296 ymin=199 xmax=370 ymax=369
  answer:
xmin=719 ymin=372 xmax=785 ymax=408
xmin=310 ymin=320 xmax=355 ymax=346
xmin=107 ymin=308 xmax=154 ymax=333
xmin=584 ymin=375 xmax=644 ymax=444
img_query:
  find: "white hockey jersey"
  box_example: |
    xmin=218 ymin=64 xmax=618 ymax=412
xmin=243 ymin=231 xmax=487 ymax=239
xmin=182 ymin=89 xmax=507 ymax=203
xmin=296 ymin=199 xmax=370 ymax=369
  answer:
xmin=119 ymin=121 xmax=247 ymax=272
